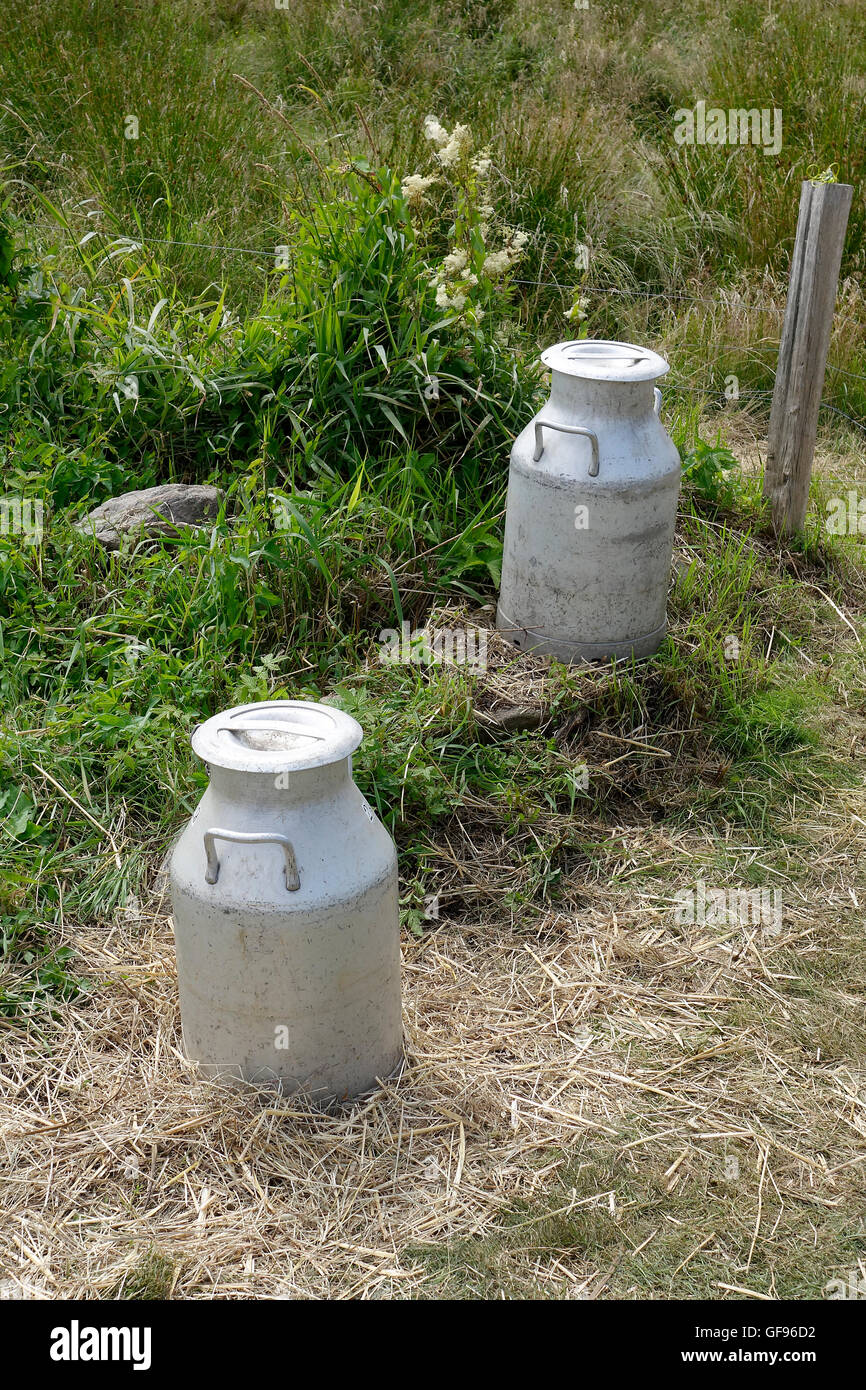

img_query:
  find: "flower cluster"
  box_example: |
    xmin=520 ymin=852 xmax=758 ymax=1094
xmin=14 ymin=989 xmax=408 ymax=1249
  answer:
xmin=566 ymin=292 xmax=590 ymax=323
xmin=482 ymin=230 xmax=529 ymax=280
xmin=400 ymin=172 xmax=438 ymax=209
xmin=400 ymin=116 xmax=530 ymax=326
xmin=432 ymin=246 xmax=479 ymax=312
xmin=423 ymin=116 xmax=479 ymax=172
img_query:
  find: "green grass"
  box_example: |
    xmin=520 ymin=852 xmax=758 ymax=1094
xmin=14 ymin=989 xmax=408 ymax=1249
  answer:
xmin=111 ymin=1248 xmax=176 ymax=1300
xmin=2 ymin=0 xmax=865 ymax=412
xmin=1 ymin=0 xmax=866 ymax=1300
xmin=4 ymin=450 xmax=865 ymax=1005
xmin=408 ymin=1152 xmax=866 ymax=1300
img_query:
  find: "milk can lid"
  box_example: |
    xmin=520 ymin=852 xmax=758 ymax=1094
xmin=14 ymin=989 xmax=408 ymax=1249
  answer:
xmin=192 ymin=700 xmax=363 ymax=773
xmin=540 ymin=339 xmax=670 ymax=382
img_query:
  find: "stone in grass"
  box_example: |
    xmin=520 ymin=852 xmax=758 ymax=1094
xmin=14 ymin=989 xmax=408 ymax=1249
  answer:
xmin=474 ymin=704 xmax=545 ymax=733
xmin=75 ymin=484 xmax=222 ymax=551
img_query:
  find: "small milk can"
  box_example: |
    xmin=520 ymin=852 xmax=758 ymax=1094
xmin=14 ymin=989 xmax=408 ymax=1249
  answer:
xmin=169 ymin=700 xmax=403 ymax=1100
xmin=497 ymin=340 xmax=681 ymax=662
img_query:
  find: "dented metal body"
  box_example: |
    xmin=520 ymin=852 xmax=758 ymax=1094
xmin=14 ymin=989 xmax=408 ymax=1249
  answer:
xmin=170 ymin=701 xmax=403 ymax=1100
xmin=497 ymin=340 xmax=681 ymax=662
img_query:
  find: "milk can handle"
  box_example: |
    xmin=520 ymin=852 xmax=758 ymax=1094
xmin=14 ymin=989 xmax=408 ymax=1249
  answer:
xmin=203 ymin=828 xmax=300 ymax=891
xmin=533 ymin=418 xmax=600 ymax=477
xmin=654 ymin=388 xmax=662 ymax=416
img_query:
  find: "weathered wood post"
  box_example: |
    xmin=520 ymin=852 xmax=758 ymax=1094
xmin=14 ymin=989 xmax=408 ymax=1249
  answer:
xmin=764 ymin=179 xmax=853 ymax=535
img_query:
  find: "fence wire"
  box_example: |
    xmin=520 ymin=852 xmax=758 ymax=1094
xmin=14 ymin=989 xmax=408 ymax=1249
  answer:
xmin=84 ymin=231 xmax=866 ymax=386
xmin=37 ymin=225 xmax=866 ymax=411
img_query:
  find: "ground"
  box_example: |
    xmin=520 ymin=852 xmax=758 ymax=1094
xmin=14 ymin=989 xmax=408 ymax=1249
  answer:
xmin=4 ymin=591 xmax=866 ymax=1300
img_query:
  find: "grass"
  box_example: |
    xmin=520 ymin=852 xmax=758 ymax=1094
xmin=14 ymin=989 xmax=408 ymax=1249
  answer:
xmin=1 ymin=0 xmax=865 ymax=1300
xmin=111 ymin=1249 xmax=177 ymax=1301
xmin=410 ymin=1147 xmax=866 ymax=1300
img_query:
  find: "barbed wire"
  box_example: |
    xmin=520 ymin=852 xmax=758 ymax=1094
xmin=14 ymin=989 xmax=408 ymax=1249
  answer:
xmin=80 ymin=232 xmax=787 ymax=312
xmin=813 ymin=402 xmax=866 ymax=436
xmin=82 ymin=234 xmax=819 ymax=320
xmin=667 ymin=386 xmax=774 ymax=398
xmin=511 ymin=279 xmax=785 ymax=312
xmin=824 ymin=361 xmax=866 ymax=384
xmin=101 ymin=236 xmax=274 ymax=258
xmin=93 ymin=237 xmax=866 ymax=376
xmin=38 ymin=226 xmax=866 ymax=404
xmin=659 ymin=385 xmax=866 ymax=434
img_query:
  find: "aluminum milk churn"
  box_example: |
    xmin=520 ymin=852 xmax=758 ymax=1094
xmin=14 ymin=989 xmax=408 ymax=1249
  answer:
xmin=169 ymin=700 xmax=403 ymax=1099
xmin=497 ymin=340 xmax=681 ymax=661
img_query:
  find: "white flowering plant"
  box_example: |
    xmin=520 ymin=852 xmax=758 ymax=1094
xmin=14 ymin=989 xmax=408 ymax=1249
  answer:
xmin=400 ymin=116 xmax=530 ymax=329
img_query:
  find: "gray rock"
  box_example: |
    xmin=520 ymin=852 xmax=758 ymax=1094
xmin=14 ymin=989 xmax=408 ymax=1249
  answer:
xmin=474 ymin=704 xmax=545 ymax=733
xmin=76 ymin=484 xmax=222 ymax=550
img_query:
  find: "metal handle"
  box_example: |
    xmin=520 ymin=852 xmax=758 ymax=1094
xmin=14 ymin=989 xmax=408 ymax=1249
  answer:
xmin=533 ymin=418 xmax=600 ymax=477
xmin=216 ymin=719 xmax=326 ymax=740
xmin=203 ymin=828 xmax=300 ymax=891
xmin=564 ymin=350 xmax=649 ymax=364
xmin=654 ymin=388 xmax=662 ymax=416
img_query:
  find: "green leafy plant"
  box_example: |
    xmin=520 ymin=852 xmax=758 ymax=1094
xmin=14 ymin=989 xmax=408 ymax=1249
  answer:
xmin=681 ymin=435 xmax=740 ymax=505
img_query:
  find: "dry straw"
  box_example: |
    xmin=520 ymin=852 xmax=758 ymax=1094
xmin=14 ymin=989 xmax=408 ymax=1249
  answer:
xmin=1 ymin=624 xmax=865 ymax=1299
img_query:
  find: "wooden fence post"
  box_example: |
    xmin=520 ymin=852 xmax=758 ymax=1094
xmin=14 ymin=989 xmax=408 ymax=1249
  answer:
xmin=764 ymin=179 xmax=853 ymax=535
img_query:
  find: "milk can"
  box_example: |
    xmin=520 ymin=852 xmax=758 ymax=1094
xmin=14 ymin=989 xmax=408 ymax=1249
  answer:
xmin=169 ymin=700 xmax=403 ymax=1100
xmin=497 ymin=340 xmax=681 ymax=662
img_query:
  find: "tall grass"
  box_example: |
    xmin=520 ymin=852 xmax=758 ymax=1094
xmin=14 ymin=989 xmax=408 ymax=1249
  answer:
xmin=1 ymin=163 xmax=537 ymax=488
xmin=3 ymin=0 xmax=864 ymax=420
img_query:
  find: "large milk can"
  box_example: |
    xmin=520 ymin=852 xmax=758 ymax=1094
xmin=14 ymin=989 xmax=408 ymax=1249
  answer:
xmin=169 ymin=700 xmax=403 ymax=1099
xmin=497 ymin=340 xmax=681 ymax=662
